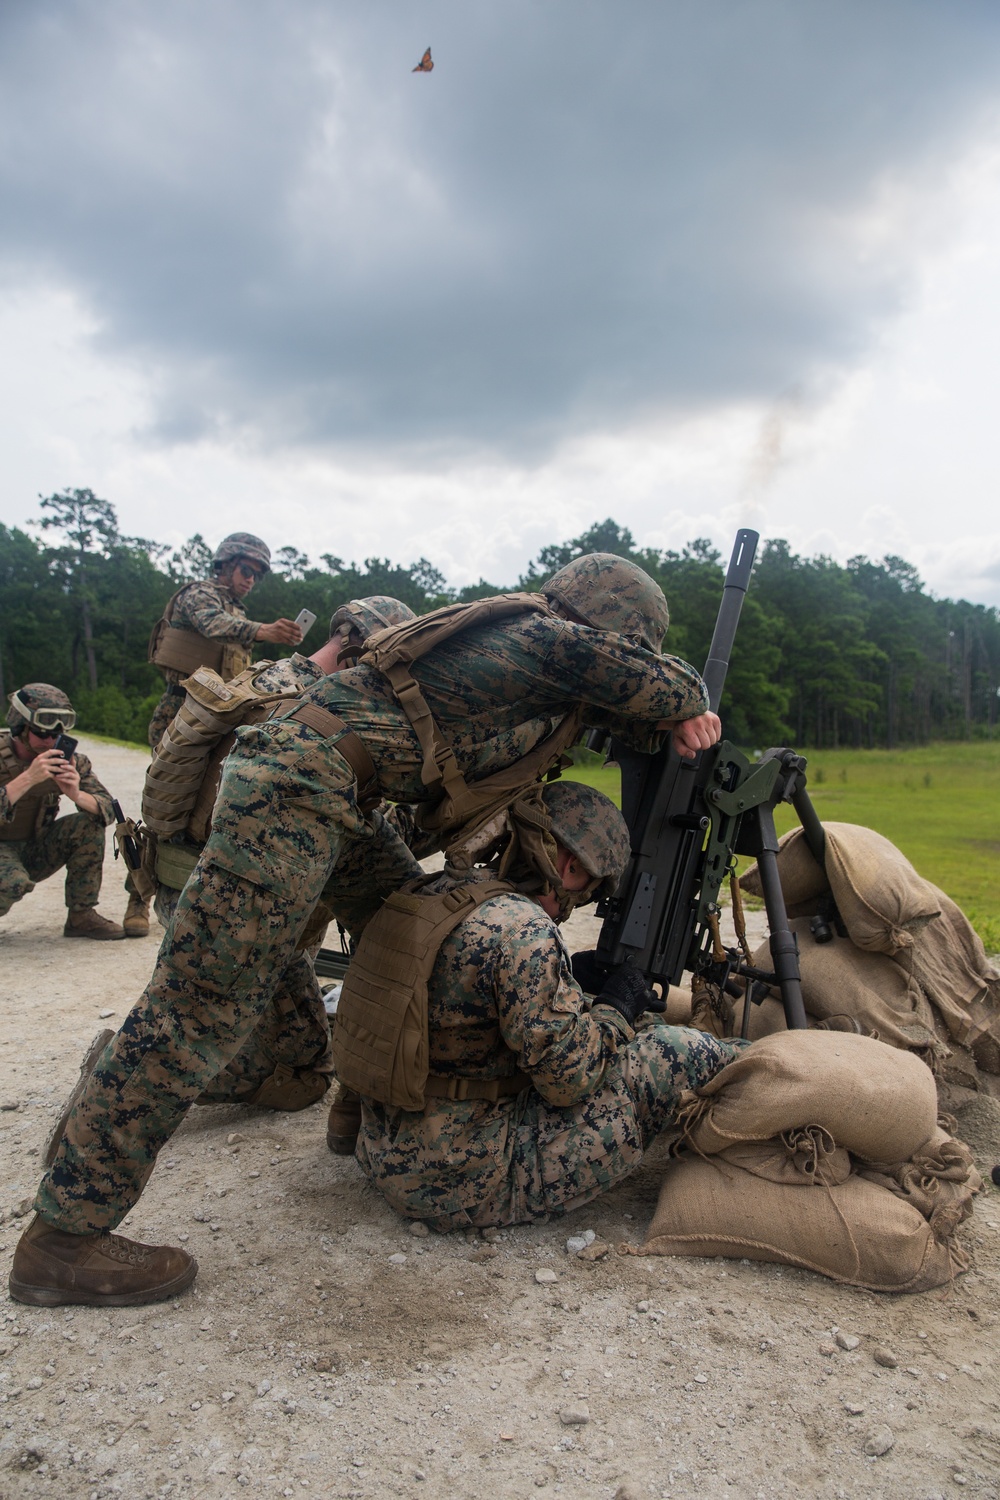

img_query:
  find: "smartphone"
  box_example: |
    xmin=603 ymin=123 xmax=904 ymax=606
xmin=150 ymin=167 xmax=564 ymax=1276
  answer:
xmin=294 ymin=608 xmax=317 ymax=638
xmin=54 ymin=733 xmax=78 ymax=760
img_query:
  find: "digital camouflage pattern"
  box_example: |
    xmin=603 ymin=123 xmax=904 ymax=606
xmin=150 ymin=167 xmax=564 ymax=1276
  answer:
xmin=36 ymin=604 xmax=709 ymax=1233
xmin=543 ymin=554 xmax=671 ymax=654
xmin=541 ymin=781 xmax=631 ymax=887
xmin=148 ymin=577 xmax=261 ymax=746
xmin=0 ymin=729 xmax=114 ymax=916
xmin=355 ymin=891 xmax=746 ymax=1230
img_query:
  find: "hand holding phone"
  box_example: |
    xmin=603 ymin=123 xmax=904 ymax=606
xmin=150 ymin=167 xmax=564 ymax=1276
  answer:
xmin=294 ymin=608 xmax=317 ymax=639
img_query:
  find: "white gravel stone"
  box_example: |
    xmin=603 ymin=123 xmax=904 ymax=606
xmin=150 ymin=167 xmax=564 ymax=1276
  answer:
xmin=835 ymin=1331 xmax=861 ymax=1351
xmin=535 ymin=1268 xmax=558 ymax=1284
xmin=863 ymin=1425 xmax=895 ymax=1457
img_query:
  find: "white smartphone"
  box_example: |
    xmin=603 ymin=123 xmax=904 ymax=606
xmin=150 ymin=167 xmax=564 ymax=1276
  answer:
xmin=294 ymin=608 xmax=317 ymax=637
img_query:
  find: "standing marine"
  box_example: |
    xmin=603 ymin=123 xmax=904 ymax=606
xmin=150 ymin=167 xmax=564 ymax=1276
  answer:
xmin=0 ymin=684 xmax=122 ymax=940
xmin=12 ymin=554 xmax=723 ymax=1306
xmin=123 ymin=533 xmax=304 ymax=938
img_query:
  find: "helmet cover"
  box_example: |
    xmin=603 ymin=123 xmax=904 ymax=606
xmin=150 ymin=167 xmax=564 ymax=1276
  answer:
xmin=542 ymin=553 xmax=669 ymax=654
xmin=329 ymin=596 xmax=416 ymax=643
xmin=7 ymin=683 xmax=76 ymax=736
xmin=212 ymin=533 xmax=271 ymax=575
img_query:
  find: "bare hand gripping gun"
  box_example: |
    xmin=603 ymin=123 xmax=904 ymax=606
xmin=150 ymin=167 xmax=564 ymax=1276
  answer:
xmin=592 ymin=528 xmax=827 ymax=1033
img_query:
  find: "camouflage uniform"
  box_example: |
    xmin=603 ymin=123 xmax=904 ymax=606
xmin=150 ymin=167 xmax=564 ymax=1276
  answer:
xmin=0 ymin=729 xmax=114 ymax=918
xmin=37 ymin=609 xmax=709 ymax=1233
xmin=147 ymin=578 xmax=262 ymax=749
xmin=355 ymin=892 xmax=746 ymax=1229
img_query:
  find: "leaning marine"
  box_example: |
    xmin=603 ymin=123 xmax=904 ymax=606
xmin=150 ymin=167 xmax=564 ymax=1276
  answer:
xmin=12 ymin=553 xmax=722 ymax=1307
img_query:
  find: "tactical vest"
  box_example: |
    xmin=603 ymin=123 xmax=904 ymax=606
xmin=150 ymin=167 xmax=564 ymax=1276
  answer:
xmin=148 ymin=582 xmax=252 ymax=681
xmin=141 ymin=662 xmax=304 ymax=839
xmin=356 ymin=593 xmax=583 ymax=843
xmin=0 ymin=730 xmax=59 ymax=841
xmin=331 ymin=875 xmax=530 ymax=1111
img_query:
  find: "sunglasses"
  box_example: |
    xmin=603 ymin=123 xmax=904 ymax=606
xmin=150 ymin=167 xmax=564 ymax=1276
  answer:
xmin=234 ymin=562 xmax=262 ymax=582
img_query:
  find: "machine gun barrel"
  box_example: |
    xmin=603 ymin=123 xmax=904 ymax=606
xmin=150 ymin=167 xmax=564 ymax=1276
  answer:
xmin=594 ymin=529 xmax=759 ymax=987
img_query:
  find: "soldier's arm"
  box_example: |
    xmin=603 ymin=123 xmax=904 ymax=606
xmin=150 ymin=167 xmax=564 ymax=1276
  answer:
xmin=492 ymin=908 xmax=631 ymax=1106
xmin=175 ymin=581 xmax=262 ymax=645
xmin=67 ymin=754 xmax=115 ymax=825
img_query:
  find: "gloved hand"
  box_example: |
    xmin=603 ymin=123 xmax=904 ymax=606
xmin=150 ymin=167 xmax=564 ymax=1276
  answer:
xmin=571 ymin=949 xmax=608 ymax=995
xmin=595 ymin=963 xmax=665 ymax=1027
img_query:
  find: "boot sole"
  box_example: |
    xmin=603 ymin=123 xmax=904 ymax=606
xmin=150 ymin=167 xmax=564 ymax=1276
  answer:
xmin=63 ymin=931 xmax=126 ymax=941
xmin=8 ymin=1256 xmax=198 ymax=1308
xmin=327 ymin=1132 xmax=359 ymax=1155
xmin=123 ymin=927 xmax=150 ymax=938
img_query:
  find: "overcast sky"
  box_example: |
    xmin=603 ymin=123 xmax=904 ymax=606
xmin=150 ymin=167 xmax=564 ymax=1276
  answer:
xmin=2 ymin=1 xmax=999 ymax=602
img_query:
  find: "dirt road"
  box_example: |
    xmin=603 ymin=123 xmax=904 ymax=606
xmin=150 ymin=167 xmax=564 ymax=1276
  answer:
xmin=1 ymin=738 xmax=998 ymax=1500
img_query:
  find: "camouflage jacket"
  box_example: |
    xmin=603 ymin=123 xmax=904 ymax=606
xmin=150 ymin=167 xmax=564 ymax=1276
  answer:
xmin=424 ymin=891 xmax=632 ymax=1100
xmin=296 ymin=612 xmax=709 ymax=804
xmin=356 ymin=892 xmax=634 ymax=1217
xmin=158 ymin=578 xmax=262 ymax=686
xmin=0 ymin=728 xmax=114 ymax=833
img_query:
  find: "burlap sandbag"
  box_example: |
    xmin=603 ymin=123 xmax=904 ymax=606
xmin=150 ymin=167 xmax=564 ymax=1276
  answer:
xmin=638 ymin=1152 xmax=965 ymax=1292
xmin=857 ymin=1123 xmax=983 ymax=1238
xmin=712 ymin=1126 xmax=851 ymax=1187
xmin=740 ymin=822 xmax=942 ymax=955
xmin=904 ymin=884 xmax=1000 ymax=1056
xmin=748 ymin=920 xmax=939 ymax=1051
xmin=677 ymin=1030 xmax=938 ymax=1163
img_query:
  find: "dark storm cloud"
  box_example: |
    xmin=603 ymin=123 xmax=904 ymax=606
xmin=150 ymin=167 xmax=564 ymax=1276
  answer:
xmin=1 ymin=0 xmax=999 ymax=456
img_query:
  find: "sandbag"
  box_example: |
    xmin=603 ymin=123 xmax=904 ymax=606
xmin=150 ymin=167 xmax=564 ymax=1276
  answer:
xmin=905 ymin=884 xmax=1000 ymax=1054
xmin=748 ymin=920 xmax=939 ymax=1052
xmin=638 ymin=1152 xmax=965 ymax=1292
xmin=677 ymin=1030 xmax=939 ymax=1163
xmin=856 ymin=1123 xmax=983 ymax=1237
xmin=711 ymin=1126 xmax=851 ymax=1187
xmin=740 ymin=822 xmax=942 ymax=955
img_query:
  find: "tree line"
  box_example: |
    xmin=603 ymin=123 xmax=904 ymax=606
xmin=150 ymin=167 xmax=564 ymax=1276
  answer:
xmin=2 ymin=489 xmax=998 ymax=750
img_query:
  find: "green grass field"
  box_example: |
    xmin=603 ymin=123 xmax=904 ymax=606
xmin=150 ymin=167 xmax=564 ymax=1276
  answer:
xmin=565 ymin=741 xmax=1000 ymax=952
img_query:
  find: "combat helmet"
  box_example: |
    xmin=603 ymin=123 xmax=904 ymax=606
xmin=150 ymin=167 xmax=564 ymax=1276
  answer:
xmin=497 ymin=780 xmax=629 ymax=921
xmin=7 ymin=683 xmax=76 ymax=737
xmin=329 ymin=596 xmax=416 ymax=643
xmin=543 ymin=553 xmax=669 ymax=654
xmin=212 ymin=533 xmax=271 ymax=575
xmin=542 ymin=781 xmax=630 ymax=901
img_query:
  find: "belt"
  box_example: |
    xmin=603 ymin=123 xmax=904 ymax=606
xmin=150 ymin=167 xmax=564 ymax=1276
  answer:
xmin=282 ymin=703 xmax=381 ymax=812
xmin=423 ymin=1071 xmax=531 ymax=1103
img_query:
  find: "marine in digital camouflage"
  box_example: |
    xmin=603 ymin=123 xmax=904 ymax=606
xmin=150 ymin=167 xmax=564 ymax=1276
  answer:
xmin=0 ymin=726 xmax=114 ymax=919
xmin=36 ymin=587 xmax=712 ymax=1233
xmin=147 ymin=577 xmax=262 ymax=747
xmin=355 ymin=891 xmax=746 ymax=1230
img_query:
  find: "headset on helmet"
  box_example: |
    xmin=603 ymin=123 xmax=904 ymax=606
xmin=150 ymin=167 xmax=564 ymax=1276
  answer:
xmin=543 ymin=553 xmax=670 ymax=655
xmin=212 ymin=533 xmax=271 ymax=575
xmin=7 ymin=683 xmax=76 ymax=737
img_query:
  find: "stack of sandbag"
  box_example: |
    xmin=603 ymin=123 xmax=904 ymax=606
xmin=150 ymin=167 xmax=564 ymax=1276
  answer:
xmin=637 ymin=1031 xmax=980 ymax=1292
xmin=738 ymin=822 xmax=1000 ymax=1092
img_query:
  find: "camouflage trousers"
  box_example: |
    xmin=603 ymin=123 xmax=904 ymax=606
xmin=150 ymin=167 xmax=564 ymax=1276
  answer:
xmin=356 ymin=1026 xmax=748 ymax=1232
xmin=36 ymin=720 xmax=422 ymax=1233
xmin=0 ymin=813 xmax=107 ymax=919
xmin=147 ymin=683 xmax=186 ymax=751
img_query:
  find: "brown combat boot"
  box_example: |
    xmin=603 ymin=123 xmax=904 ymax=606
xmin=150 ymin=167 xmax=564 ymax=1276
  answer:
xmin=122 ymin=894 xmax=150 ymax=938
xmin=63 ymin=908 xmax=125 ymax=941
xmin=9 ymin=1215 xmax=197 ymax=1307
xmin=326 ymin=1086 xmax=362 ymax=1155
xmin=248 ymin=1065 xmax=331 ymax=1112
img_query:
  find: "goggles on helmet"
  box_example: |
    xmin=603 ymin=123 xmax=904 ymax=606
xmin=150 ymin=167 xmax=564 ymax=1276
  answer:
xmin=10 ymin=693 xmax=76 ymax=736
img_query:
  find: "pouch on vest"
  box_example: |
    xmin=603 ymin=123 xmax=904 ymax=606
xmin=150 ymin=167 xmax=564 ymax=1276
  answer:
xmin=331 ymin=876 xmax=514 ymax=1110
xmin=0 ymin=732 xmax=59 ymax=840
xmin=141 ymin=663 xmax=300 ymax=838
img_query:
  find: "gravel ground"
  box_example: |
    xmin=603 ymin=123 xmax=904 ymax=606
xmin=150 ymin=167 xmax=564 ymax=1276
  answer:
xmin=1 ymin=737 xmax=998 ymax=1500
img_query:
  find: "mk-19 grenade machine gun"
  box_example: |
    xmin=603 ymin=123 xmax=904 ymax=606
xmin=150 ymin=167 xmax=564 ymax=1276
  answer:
xmin=591 ymin=528 xmax=828 ymax=1035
